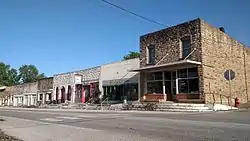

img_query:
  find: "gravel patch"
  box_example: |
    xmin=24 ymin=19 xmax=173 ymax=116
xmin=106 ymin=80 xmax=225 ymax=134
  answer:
xmin=0 ymin=130 xmax=22 ymax=141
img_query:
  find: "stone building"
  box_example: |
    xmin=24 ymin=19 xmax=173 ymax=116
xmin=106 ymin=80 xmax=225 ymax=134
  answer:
xmin=100 ymin=58 xmax=139 ymax=101
xmin=0 ymin=82 xmax=38 ymax=106
xmin=52 ymin=66 xmax=101 ymax=104
xmin=37 ymin=77 xmax=53 ymax=105
xmin=134 ymin=18 xmax=250 ymax=105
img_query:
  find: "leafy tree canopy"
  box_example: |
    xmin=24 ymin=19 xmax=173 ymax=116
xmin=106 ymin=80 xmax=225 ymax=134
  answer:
xmin=123 ymin=51 xmax=140 ymax=60
xmin=19 ymin=65 xmax=45 ymax=83
xmin=0 ymin=62 xmax=45 ymax=86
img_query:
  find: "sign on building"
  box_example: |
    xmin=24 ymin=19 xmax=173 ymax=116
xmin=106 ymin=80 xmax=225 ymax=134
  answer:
xmin=75 ymin=75 xmax=82 ymax=84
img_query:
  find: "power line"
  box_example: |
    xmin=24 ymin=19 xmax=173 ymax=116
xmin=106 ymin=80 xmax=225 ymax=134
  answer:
xmin=100 ymin=0 xmax=167 ymax=27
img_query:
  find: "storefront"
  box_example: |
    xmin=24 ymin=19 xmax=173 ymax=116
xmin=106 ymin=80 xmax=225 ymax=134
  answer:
xmin=135 ymin=60 xmax=202 ymax=102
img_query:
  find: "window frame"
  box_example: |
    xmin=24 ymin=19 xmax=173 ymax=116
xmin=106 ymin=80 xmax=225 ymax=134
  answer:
xmin=180 ymin=36 xmax=192 ymax=58
xmin=147 ymin=45 xmax=156 ymax=65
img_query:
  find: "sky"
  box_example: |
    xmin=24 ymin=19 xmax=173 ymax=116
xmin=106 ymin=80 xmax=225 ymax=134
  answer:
xmin=0 ymin=0 xmax=250 ymax=77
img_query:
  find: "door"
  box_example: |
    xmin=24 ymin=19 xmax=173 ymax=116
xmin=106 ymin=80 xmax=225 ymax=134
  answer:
xmin=83 ymin=85 xmax=90 ymax=102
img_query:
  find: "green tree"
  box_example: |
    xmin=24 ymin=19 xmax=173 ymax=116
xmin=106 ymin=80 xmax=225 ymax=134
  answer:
xmin=123 ymin=51 xmax=140 ymax=60
xmin=0 ymin=62 xmax=20 ymax=86
xmin=19 ymin=65 xmax=45 ymax=83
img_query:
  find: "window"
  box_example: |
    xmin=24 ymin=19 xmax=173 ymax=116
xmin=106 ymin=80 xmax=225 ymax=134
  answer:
xmin=146 ymin=72 xmax=163 ymax=94
xmin=181 ymin=37 xmax=191 ymax=58
xmin=177 ymin=67 xmax=199 ymax=94
xmin=164 ymin=71 xmax=171 ymax=80
xmin=147 ymin=81 xmax=163 ymax=94
xmin=188 ymin=67 xmax=198 ymax=77
xmin=147 ymin=72 xmax=163 ymax=81
xmin=147 ymin=45 xmax=155 ymax=64
xmin=178 ymin=69 xmax=187 ymax=78
xmin=39 ymin=94 xmax=43 ymax=101
xmin=155 ymin=72 xmax=162 ymax=80
xmin=48 ymin=94 xmax=52 ymax=100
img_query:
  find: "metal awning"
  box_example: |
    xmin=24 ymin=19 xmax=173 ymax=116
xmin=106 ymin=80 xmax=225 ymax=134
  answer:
xmin=131 ymin=60 xmax=201 ymax=71
xmin=102 ymin=76 xmax=138 ymax=87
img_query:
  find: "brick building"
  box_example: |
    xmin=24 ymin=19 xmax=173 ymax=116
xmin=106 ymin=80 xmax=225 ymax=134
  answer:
xmin=134 ymin=18 xmax=250 ymax=105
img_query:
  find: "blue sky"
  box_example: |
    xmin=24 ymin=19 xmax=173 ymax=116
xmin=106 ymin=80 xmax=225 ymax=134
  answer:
xmin=0 ymin=0 xmax=249 ymax=77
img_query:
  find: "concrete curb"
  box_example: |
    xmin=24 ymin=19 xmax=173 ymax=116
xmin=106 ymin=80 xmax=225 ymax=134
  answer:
xmin=0 ymin=107 xmax=210 ymax=114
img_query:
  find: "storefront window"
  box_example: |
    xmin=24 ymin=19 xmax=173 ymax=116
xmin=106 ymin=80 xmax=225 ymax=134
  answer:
xmin=147 ymin=81 xmax=163 ymax=94
xmin=188 ymin=67 xmax=198 ymax=77
xmin=147 ymin=73 xmax=154 ymax=80
xmin=155 ymin=72 xmax=163 ymax=80
xmin=178 ymin=69 xmax=187 ymax=78
xmin=164 ymin=71 xmax=171 ymax=80
xmin=178 ymin=67 xmax=199 ymax=94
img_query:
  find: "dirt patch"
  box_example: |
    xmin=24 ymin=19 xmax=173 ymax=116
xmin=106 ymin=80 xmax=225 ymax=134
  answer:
xmin=0 ymin=130 xmax=22 ymax=141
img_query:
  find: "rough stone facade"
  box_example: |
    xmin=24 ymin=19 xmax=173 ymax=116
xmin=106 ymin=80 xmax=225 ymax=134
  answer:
xmin=53 ymin=72 xmax=76 ymax=103
xmin=140 ymin=19 xmax=202 ymax=67
xmin=139 ymin=19 xmax=203 ymax=97
xmin=77 ymin=66 xmax=101 ymax=85
xmin=37 ymin=77 xmax=53 ymax=93
xmin=201 ymin=20 xmax=250 ymax=104
xmin=52 ymin=66 xmax=101 ymax=103
xmin=139 ymin=18 xmax=250 ymax=104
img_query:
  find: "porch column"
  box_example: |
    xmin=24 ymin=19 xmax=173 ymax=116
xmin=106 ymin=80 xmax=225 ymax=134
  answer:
xmin=175 ymin=70 xmax=179 ymax=94
xmin=162 ymin=71 xmax=166 ymax=101
xmin=7 ymin=97 xmax=10 ymax=106
xmin=42 ymin=93 xmax=46 ymax=104
xmin=138 ymin=72 xmax=141 ymax=101
xmin=72 ymin=86 xmax=76 ymax=103
xmin=28 ymin=95 xmax=31 ymax=106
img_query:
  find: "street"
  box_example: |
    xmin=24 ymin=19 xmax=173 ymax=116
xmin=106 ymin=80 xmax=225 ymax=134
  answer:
xmin=0 ymin=108 xmax=250 ymax=141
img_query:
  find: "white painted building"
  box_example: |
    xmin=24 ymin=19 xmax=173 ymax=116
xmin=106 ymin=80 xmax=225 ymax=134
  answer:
xmin=100 ymin=58 xmax=140 ymax=101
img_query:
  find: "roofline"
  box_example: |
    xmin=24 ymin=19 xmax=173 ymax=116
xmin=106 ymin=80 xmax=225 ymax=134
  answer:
xmin=140 ymin=18 xmax=202 ymax=38
xmin=101 ymin=58 xmax=139 ymax=67
xmin=131 ymin=60 xmax=201 ymax=71
xmin=54 ymin=66 xmax=101 ymax=76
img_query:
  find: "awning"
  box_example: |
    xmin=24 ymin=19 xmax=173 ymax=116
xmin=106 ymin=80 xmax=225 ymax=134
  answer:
xmin=130 ymin=59 xmax=201 ymax=71
xmin=102 ymin=75 xmax=138 ymax=86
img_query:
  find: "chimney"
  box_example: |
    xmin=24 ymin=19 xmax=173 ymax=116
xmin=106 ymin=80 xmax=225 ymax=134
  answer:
xmin=219 ymin=27 xmax=225 ymax=33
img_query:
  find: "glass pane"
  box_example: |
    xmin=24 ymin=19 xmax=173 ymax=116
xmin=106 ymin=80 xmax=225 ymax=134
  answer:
xmin=147 ymin=72 xmax=154 ymax=80
xmin=183 ymin=49 xmax=190 ymax=57
xmin=147 ymin=81 xmax=163 ymax=94
xmin=188 ymin=78 xmax=199 ymax=93
xmin=178 ymin=69 xmax=187 ymax=78
xmin=155 ymin=72 xmax=163 ymax=80
xmin=172 ymin=80 xmax=176 ymax=94
xmin=148 ymin=46 xmax=155 ymax=64
xmin=182 ymin=37 xmax=191 ymax=57
xmin=172 ymin=71 xmax=176 ymax=80
xmin=164 ymin=71 xmax=171 ymax=80
xmin=179 ymin=79 xmax=188 ymax=93
xmin=188 ymin=67 xmax=198 ymax=78
xmin=165 ymin=81 xmax=171 ymax=94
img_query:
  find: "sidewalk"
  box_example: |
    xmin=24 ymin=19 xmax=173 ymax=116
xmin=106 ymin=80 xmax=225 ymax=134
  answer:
xmin=0 ymin=106 xmax=191 ymax=114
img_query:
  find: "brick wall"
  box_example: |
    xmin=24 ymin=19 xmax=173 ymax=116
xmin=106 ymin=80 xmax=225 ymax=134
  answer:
xmin=201 ymin=20 xmax=250 ymax=104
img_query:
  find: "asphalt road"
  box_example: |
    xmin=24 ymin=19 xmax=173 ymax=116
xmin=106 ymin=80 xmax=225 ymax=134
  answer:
xmin=0 ymin=108 xmax=250 ymax=141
